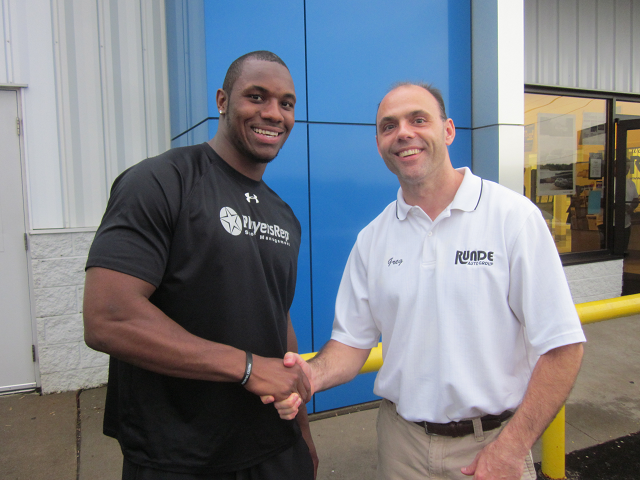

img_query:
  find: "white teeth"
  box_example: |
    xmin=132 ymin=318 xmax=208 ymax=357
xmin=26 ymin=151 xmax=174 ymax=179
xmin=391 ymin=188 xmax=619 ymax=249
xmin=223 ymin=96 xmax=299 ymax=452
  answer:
xmin=399 ymin=149 xmax=420 ymax=157
xmin=253 ymin=128 xmax=278 ymax=137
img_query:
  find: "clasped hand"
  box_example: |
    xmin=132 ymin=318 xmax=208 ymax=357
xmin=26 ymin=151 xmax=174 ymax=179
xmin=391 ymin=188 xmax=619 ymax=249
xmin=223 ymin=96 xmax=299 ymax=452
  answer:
xmin=260 ymin=352 xmax=314 ymax=419
xmin=243 ymin=354 xmax=312 ymax=406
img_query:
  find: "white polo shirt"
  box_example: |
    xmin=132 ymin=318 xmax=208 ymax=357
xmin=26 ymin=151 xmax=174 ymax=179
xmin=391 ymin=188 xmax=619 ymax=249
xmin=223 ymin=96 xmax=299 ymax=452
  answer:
xmin=331 ymin=168 xmax=585 ymax=423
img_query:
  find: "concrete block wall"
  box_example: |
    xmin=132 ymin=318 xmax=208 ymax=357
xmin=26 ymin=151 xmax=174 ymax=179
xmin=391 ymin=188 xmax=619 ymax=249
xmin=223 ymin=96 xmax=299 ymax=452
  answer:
xmin=564 ymin=260 xmax=623 ymax=304
xmin=30 ymin=231 xmax=107 ymax=394
xmin=27 ymin=232 xmax=623 ymax=393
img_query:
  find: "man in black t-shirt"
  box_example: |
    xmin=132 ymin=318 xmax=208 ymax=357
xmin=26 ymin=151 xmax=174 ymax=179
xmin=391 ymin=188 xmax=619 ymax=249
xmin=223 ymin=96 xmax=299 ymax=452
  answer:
xmin=84 ymin=51 xmax=317 ymax=479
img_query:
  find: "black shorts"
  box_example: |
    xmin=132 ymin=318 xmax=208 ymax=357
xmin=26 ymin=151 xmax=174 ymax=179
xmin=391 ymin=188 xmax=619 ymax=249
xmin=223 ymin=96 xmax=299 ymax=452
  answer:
xmin=121 ymin=436 xmax=314 ymax=480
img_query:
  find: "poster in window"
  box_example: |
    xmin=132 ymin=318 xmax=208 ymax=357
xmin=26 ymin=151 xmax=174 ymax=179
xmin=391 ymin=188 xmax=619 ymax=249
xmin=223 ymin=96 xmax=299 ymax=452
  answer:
xmin=536 ymin=113 xmax=576 ymax=196
xmin=589 ymin=152 xmax=603 ymax=179
xmin=580 ymin=112 xmax=606 ymax=146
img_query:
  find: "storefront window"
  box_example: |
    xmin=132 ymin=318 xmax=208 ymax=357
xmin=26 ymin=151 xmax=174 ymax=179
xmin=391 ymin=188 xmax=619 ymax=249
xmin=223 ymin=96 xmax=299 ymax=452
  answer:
xmin=616 ymin=101 xmax=640 ymax=117
xmin=524 ymin=94 xmax=608 ymax=254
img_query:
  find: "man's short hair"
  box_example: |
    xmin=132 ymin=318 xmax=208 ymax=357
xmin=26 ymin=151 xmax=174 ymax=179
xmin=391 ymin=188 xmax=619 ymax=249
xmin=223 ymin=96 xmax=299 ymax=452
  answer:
xmin=222 ymin=51 xmax=289 ymax=95
xmin=378 ymin=82 xmax=448 ymax=123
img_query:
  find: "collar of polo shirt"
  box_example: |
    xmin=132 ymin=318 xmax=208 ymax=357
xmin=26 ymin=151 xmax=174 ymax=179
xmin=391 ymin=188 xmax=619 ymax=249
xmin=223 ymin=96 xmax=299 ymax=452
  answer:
xmin=395 ymin=167 xmax=483 ymax=221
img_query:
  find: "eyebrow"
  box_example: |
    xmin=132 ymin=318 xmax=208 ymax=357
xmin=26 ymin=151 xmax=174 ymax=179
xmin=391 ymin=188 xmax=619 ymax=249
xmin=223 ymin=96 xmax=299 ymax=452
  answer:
xmin=378 ymin=110 xmax=429 ymax=126
xmin=246 ymin=85 xmax=296 ymax=103
xmin=378 ymin=115 xmax=395 ymax=125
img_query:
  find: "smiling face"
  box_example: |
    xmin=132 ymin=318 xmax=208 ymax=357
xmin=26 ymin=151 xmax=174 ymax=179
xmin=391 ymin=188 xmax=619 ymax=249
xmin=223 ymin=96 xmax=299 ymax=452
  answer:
xmin=215 ymin=58 xmax=296 ymax=175
xmin=376 ymin=85 xmax=455 ymax=188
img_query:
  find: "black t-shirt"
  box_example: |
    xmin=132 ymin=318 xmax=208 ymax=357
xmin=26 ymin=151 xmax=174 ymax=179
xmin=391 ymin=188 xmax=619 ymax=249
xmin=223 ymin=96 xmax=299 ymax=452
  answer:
xmin=86 ymin=143 xmax=302 ymax=474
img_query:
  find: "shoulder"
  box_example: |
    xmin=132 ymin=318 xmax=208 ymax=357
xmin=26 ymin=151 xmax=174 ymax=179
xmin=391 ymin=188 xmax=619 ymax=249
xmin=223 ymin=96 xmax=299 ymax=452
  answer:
xmin=117 ymin=144 xmax=213 ymax=183
xmin=110 ymin=143 xmax=217 ymax=203
xmin=355 ymin=200 xmax=398 ymax=245
xmin=477 ymin=179 xmax=541 ymax=224
xmin=474 ymin=179 xmax=549 ymax=247
xmin=479 ymin=179 xmax=537 ymax=212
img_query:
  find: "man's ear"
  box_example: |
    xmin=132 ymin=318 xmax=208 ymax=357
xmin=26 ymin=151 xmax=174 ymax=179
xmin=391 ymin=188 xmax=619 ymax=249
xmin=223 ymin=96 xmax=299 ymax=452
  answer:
xmin=444 ymin=118 xmax=456 ymax=146
xmin=216 ymin=89 xmax=228 ymax=115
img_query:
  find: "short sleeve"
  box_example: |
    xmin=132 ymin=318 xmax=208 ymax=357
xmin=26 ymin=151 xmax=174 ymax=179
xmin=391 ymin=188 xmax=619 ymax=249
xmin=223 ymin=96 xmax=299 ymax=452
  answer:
xmin=507 ymin=208 xmax=586 ymax=356
xmin=331 ymin=236 xmax=382 ymax=349
xmin=86 ymin=159 xmax=183 ymax=287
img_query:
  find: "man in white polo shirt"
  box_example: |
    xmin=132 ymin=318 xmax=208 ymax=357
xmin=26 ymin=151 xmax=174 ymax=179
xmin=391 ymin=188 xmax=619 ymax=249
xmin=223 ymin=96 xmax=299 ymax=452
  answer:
xmin=265 ymin=82 xmax=586 ymax=480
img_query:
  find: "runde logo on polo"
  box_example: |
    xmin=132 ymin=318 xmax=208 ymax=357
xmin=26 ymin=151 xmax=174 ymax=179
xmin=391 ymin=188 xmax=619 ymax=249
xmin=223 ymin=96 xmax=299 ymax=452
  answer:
xmin=455 ymin=250 xmax=494 ymax=266
xmin=219 ymin=207 xmax=243 ymax=236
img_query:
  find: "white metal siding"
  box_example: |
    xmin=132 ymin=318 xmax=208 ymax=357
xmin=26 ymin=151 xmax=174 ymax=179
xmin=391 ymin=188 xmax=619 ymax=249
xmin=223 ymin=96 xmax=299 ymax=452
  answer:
xmin=0 ymin=0 xmax=27 ymax=85
xmin=525 ymin=0 xmax=640 ymax=94
xmin=48 ymin=0 xmax=169 ymax=228
xmin=1 ymin=0 xmax=10 ymax=82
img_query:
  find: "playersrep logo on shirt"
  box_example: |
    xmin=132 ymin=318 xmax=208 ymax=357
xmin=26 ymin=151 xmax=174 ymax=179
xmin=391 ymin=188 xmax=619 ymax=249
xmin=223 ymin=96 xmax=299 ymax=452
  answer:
xmin=455 ymin=250 xmax=494 ymax=266
xmin=219 ymin=207 xmax=290 ymax=245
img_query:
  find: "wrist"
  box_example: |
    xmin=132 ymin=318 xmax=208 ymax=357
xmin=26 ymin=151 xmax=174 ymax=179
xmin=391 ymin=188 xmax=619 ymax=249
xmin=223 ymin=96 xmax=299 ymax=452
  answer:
xmin=494 ymin=424 xmax=532 ymax=458
xmin=306 ymin=359 xmax=321 ymax=393
xmin=239 ymin=351 xmax=253 ymax=386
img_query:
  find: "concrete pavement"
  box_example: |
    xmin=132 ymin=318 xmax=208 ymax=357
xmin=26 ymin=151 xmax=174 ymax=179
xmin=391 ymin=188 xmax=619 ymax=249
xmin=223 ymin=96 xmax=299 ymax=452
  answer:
xmin=1 ymin=314 xmax=639 ymax=480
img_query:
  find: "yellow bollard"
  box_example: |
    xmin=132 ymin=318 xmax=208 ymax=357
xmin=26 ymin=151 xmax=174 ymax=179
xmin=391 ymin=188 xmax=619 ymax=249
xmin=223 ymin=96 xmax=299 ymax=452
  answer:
xmin=541 ymin=406 xmax=566 ymax=479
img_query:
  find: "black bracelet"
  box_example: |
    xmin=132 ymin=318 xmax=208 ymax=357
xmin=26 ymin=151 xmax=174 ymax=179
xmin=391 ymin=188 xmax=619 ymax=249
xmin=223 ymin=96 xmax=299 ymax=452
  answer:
xmin=240 ymin=351 xmax=253 ymax=386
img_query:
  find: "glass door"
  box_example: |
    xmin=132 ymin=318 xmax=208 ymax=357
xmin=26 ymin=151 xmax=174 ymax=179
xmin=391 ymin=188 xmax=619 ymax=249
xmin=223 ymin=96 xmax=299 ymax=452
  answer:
xmin=616 ymin=119 xmax=640 ymax=294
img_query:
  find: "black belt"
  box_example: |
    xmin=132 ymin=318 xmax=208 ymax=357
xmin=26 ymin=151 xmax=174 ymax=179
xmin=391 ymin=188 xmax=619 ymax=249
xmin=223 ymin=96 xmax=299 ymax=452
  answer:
xmin=414 ymin=410 xmax=513 ymax=437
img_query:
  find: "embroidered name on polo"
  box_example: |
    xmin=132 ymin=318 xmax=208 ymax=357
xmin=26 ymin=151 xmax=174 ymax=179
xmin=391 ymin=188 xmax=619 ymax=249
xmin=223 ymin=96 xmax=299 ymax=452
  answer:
xmin=388 ymin=258 xmax=403 ymax=266
xmin=455 ymin=250 xmax=494 ymax=266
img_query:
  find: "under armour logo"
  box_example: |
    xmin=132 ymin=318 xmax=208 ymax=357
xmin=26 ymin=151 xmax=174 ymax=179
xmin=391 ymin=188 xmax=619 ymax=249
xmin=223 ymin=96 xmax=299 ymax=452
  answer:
xmin=245 ymin=193 xmax=259 ymax=203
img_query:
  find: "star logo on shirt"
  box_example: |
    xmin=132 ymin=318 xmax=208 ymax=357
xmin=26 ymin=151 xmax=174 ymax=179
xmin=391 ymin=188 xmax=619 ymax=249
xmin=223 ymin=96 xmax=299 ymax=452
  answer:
xmin=219 ymin=207 xmax=243 ymax=236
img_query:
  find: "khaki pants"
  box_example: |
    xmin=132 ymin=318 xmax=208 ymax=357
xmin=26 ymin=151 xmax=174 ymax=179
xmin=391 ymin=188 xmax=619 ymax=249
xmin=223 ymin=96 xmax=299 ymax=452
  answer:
xmin=376 ymin=399 xmax=536 ymax=480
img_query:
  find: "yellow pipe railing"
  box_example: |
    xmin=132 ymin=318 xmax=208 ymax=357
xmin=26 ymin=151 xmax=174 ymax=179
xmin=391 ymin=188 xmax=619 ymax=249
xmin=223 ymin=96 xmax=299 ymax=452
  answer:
xmin=576 ymin=292 xmax=640 ymax=324
xmin=301 ymin=293 xmax=640 ymax=479
xmin=300 ymin=344 xmax=383 ymax=373
xmin=540 ymin=293 xmax=640 ymax=479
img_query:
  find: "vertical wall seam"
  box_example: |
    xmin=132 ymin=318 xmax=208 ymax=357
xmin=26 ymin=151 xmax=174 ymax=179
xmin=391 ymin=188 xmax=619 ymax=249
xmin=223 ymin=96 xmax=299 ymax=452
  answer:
xmin=1 ymin=0 xmax=5 ymax=80
xmin=575 ymin=0 xmax=579 ymax=88
xmin=302 ymin=0 xmax=315 ymax=362
xmin=183 ymin=0 xmax=191 ymax=145
xmin=139 ymin=0 xmax=149 ymax=159
xmin=631 ymin=0 xmax=634 ymax=89
xmin=612 ymin=0 xmax=616 ymax=91
xmin=536 ymin=0 xmax=541 ymax=84
xmin=555 ymin=0 xmax=560 ymax=85
xmin=2 ymin=0 xmax=13 ymax=83
xmin=96 ymin=0 xmax=110 ymax=204
xmin=158 ymin=0 xmax=170 ymax=151
xmin=593 ymin=0 xmax=600 ymax=89
xmin=50 ymin=0 xmax=70 ymax=228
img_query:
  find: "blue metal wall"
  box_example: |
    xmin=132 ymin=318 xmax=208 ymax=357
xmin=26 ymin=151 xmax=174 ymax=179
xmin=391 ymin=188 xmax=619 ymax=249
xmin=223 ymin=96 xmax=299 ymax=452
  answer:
xmin=166 ymin=0 xmax=471 ymax=413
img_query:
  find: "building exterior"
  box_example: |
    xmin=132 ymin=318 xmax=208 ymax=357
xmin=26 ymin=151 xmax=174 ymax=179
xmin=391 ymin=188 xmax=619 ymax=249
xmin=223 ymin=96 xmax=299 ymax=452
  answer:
xmin=1 ymin=0 xmax=638 ymax=414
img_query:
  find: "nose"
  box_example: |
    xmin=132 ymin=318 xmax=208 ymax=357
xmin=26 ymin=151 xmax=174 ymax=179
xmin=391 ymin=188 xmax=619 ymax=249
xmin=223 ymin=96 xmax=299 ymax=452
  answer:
xmin=396 ymin=120 xmax=415 ymax=140
xmin=261 ymin=98 xmax=284 ymax=123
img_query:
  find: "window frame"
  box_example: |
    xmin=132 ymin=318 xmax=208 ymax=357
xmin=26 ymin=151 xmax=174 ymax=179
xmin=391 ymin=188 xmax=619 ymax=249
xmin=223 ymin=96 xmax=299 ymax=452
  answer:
xmin=525 ymin=85 xmax=640 ymax=266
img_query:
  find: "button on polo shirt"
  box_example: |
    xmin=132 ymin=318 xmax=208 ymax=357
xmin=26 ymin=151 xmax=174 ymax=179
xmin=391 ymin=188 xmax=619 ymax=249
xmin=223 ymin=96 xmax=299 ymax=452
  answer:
xmin=331 ymin=168 xmax=585 ymax=423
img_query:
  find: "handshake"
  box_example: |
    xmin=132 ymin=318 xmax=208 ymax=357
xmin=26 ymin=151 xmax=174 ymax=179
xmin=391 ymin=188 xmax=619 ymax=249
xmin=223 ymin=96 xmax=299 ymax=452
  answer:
xmin=249 ymin=341 xmax=370 ymax=420
xmin=259 ymin=352 xmax=313 ymax=420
